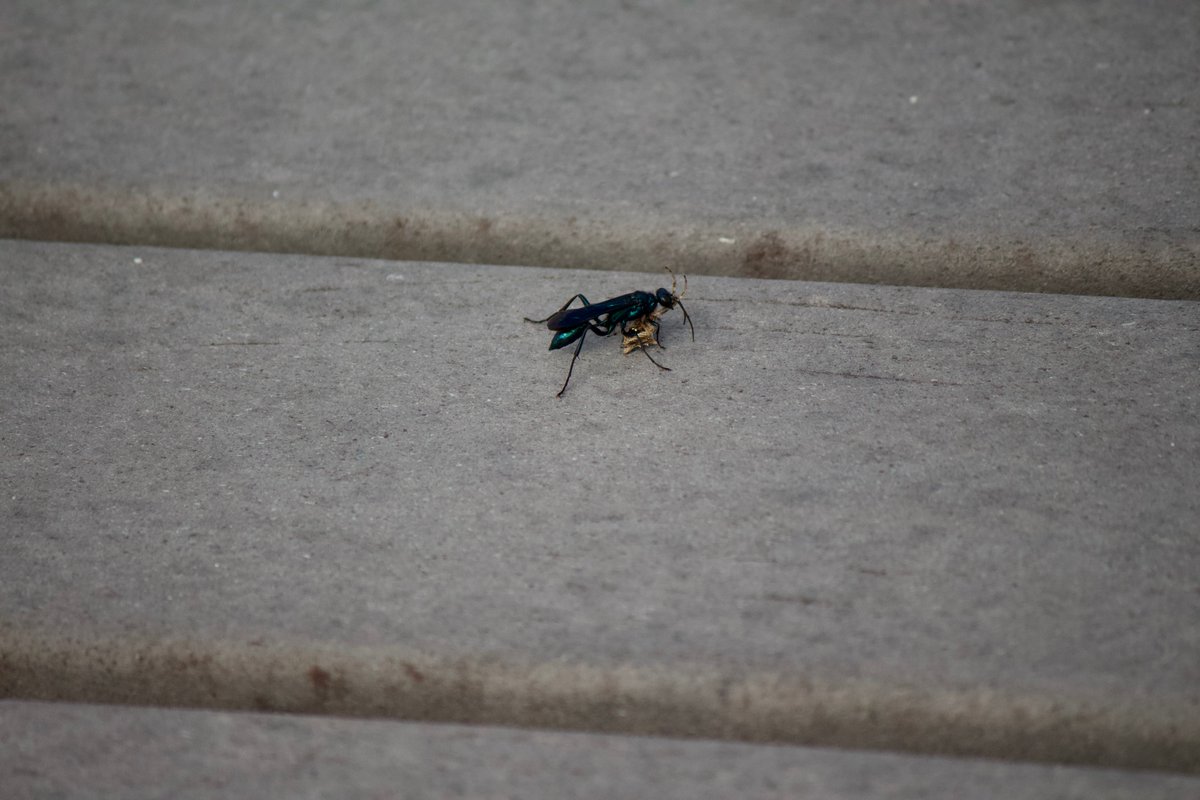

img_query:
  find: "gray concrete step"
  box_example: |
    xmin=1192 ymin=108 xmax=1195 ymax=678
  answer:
xmin=1 ymin=1 xmax=1196 ymax=297
xmin=4 ymin=700 xmax=1199 ymax=800
xmin=3 ymin=240 xmax=1197 ymax=773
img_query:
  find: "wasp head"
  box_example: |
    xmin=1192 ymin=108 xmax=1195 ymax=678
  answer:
xmin=654 ymin=268 xmax=694 ymax=342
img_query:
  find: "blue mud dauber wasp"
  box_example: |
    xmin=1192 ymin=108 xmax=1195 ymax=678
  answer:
xmin=525 ymin=269 xmax=694 ymax=397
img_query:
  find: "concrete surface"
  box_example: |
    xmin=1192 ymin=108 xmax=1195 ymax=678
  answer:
xmin=4 ymin=0 xmax=1198 ymax=790
xmin=3 ymin=240 xmax=1198 ymax=772
xmin=5 ymin=701 xmax=1200 ymax=800
xmin=1 ymin=0 xmax=1197 ymax=297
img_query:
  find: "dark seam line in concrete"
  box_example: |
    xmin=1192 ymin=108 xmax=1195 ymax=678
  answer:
xmin=702 ymin=297 xmax=1176 ymax=328
xmin=205 ymin=341 xmax=284 ymax=347
xmin=792 ymin=369 xmax=964 ymax=386
xmin=703 ymin=297 xmax=929 ymax=314
xmin=1 ymin=182 xmax=1197 ymax=300
xmin=1 ymin=630 xmax=1197 ymax=775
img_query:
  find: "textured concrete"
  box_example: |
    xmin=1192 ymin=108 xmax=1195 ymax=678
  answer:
xmin=1 ymin=1 xmax=1197 ymax=297
xmin=2 ymin=240 xmax=1199 ymax=772
xmin=7 ymin=702 xmax=1200 ymax=800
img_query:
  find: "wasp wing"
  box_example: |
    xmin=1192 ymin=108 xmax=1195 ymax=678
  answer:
xmin=545 ymin=291 xmax=649 ymax=330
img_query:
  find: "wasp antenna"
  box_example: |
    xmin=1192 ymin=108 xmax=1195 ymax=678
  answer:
xmin=677 ymin=300 xmax=695 ymax=342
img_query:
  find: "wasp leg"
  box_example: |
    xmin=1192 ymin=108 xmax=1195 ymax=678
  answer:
xmin=636 ymin=345 xmax=671 ymax=372
xmin=649 ymin=317 xmax=666 ymax=349
xmin=525 ymin=294 xmax=592 ymax=325
xmin=641 ymin=318 xmax=667 ymax=349
xmin=557 ymin=330 xmax=588 ymax=398
xmin=620 ymin=323 xmax=671 ymax=371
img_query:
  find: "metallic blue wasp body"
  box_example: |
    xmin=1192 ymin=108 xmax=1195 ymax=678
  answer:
xmin=525 ymin=271 xmax=693 ymax=397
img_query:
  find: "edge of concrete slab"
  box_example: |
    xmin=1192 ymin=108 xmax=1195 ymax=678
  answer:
xmin=6 ymin=700 xmax=1200 ymax=800
xmin=2 ymin=181 xmax=1197 ymax=300
xmin=2 ymin=629 xmax=1198 ymax=775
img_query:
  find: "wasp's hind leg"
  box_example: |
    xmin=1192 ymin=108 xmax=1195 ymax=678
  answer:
xmin=556 ymin=331 xmax=589 ymax=398
xmin=525 ymin=294 xmax=591 ymax=325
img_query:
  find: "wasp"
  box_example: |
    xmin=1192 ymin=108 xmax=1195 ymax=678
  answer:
xmin=525 ymin=269 xmax=694 ymax=397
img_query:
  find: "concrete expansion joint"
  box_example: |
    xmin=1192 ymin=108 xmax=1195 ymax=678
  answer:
xmin=1 ymin=181 xmax=1197 ymax=300
xmin=1 ymin=629 xmax=1198 ymax=776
